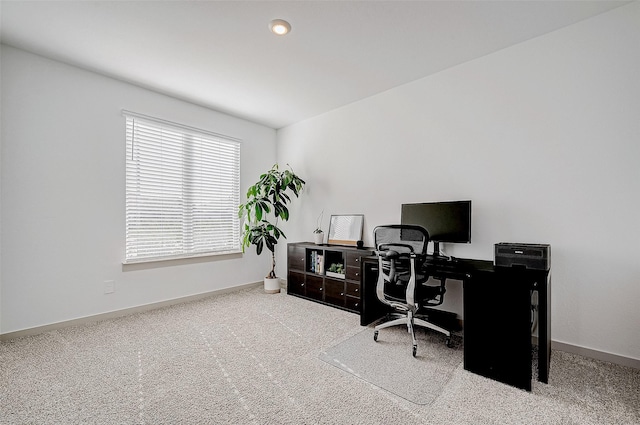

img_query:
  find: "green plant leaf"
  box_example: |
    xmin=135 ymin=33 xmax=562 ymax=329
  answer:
xmin=238 ymin=163 xmax=305 ymax=263
xmin=280 ymin=205 xmax=289 ymax=221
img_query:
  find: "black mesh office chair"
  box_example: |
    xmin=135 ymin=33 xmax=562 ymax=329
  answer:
xmin=373 ymin=225 xmax=451 ymax=356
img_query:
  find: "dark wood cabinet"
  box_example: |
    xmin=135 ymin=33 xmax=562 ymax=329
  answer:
xmin=287 ymin=242 xmax=373 ymax=313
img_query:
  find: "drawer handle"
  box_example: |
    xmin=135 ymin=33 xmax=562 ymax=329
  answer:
xmin=340 ymin=292 xmax=344 ymax=296
xmin=355 ymin=288 xmax=359 ymax=292
xmin=355 ymin=272 xmax=359 ymax=277
xmin=356 ymin=258 xmax=360 ymax=262
xmin=319 ymin=288 xmax=323 ymax=291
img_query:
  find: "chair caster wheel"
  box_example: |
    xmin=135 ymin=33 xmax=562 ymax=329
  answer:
xmin=412 ymin=345 xmax=417 ymax=357
xmin=373 ymin=330 xmax=378 ymax=342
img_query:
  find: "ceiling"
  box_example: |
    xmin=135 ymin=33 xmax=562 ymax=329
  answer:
xmin=0 ymin=1 xmax=630 ymax=129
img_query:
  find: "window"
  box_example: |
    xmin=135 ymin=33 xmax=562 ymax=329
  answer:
xmin=123 ymin=110 xmax=241 ymax=263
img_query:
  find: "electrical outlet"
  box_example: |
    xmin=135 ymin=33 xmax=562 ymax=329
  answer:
xmin=104 ymin=280 xmax=115 ymax=294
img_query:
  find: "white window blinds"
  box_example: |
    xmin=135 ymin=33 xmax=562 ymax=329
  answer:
xmin=124 ymin=111 xmax=241 ymax=263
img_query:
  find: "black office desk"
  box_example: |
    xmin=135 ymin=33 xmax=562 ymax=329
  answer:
xmin=360 ymin=255 xmax=550 ymax=391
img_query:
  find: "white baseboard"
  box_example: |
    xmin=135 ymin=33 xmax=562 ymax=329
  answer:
xmin=551 ymin=340 xmax=640 ymax=370
xmin=0 ymin=281 xmax=262 ymax=341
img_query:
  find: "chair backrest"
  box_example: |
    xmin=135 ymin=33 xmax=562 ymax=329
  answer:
xmin=373 ymin=225 xmax=430 ymax=310
xmin=373 ymin=225 xmax=429 ymax=256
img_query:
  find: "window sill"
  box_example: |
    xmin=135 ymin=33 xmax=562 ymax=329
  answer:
xmin=122 ymin=250 xmax=243 ymax=270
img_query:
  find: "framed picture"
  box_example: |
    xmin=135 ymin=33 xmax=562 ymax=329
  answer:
xmin=327 ymin=214 xmax=364 ymax=246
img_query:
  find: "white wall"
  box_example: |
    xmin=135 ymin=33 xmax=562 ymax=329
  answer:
xmin=277 ymin=3 xmax=640 ymax=361
xmin=1 ymin=46 xmax=276 ymax=334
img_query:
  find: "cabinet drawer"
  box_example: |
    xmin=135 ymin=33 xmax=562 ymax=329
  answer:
xmin=288 ymin=245 xmax=305 ymax=270
xmin=325 ymin=279 xmax=345 ymax=306
xmin=306 ymin=275 xmax=324 ymax=301
xmin=346 ymin=251 xmax=366 ymax=268
xmin=345 ymin=296 xmax=360 ymax=312
xmin=345 ymin=281 xmax=360 ymax=297
xmin=287 ymin=271 xmax=305 ymax=296
xmin=346 ymin=266 xmax=361 ymax=281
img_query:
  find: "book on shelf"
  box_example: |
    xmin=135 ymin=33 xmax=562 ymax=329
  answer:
xmin=309 ymin=251 xmax=324 ymax=274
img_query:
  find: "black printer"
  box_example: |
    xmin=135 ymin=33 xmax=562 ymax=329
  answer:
xmin=494 ymin=242 xmax=550 ymax=271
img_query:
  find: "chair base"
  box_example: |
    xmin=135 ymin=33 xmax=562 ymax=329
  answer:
xmin=374 ymin=311 xmax=452 ymax=356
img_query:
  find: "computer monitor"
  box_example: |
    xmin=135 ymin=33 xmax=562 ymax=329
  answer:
xmin=401 ymin=200 xmax=471 ymax=258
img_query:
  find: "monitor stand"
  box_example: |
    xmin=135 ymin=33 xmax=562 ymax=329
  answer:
xmin=431 ymin=241 xmax=453 ymax=261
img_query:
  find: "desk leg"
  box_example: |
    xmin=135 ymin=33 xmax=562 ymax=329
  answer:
xmin=464 ymin=269 xmax=533 ymax=391
xmin=538 ymin=272 xmax=551 ymax=384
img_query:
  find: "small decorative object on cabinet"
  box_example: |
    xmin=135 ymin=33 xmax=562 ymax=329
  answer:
xmin=287 ymin=242 xmax=373 ymax=313
xmin=313 ymin=210 xmax=325 ymax=244
xmin=313 ymin=229 xmax=324 ymax=245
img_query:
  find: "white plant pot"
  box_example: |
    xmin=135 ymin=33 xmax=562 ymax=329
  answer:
xmin=264 ymin=277 xmax=281 ymax=294
xmin=313 ymin=232 xmax=324 ymax=244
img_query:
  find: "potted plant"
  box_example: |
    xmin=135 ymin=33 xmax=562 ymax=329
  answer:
xmin=238 ymin=164 xmax=305 ymax=293
xmin=313 ymin=210 xmax=324 ymax=244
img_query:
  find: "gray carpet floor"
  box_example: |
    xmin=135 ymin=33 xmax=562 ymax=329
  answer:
xmin=319 ymin=327 xmax=464 ymax=405
xmin=1 ymin=285 xmax=639 ymax=424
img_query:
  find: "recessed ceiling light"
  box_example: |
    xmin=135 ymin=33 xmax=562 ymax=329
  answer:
xmin=269 ymin=19 xmax=291 ymax=36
